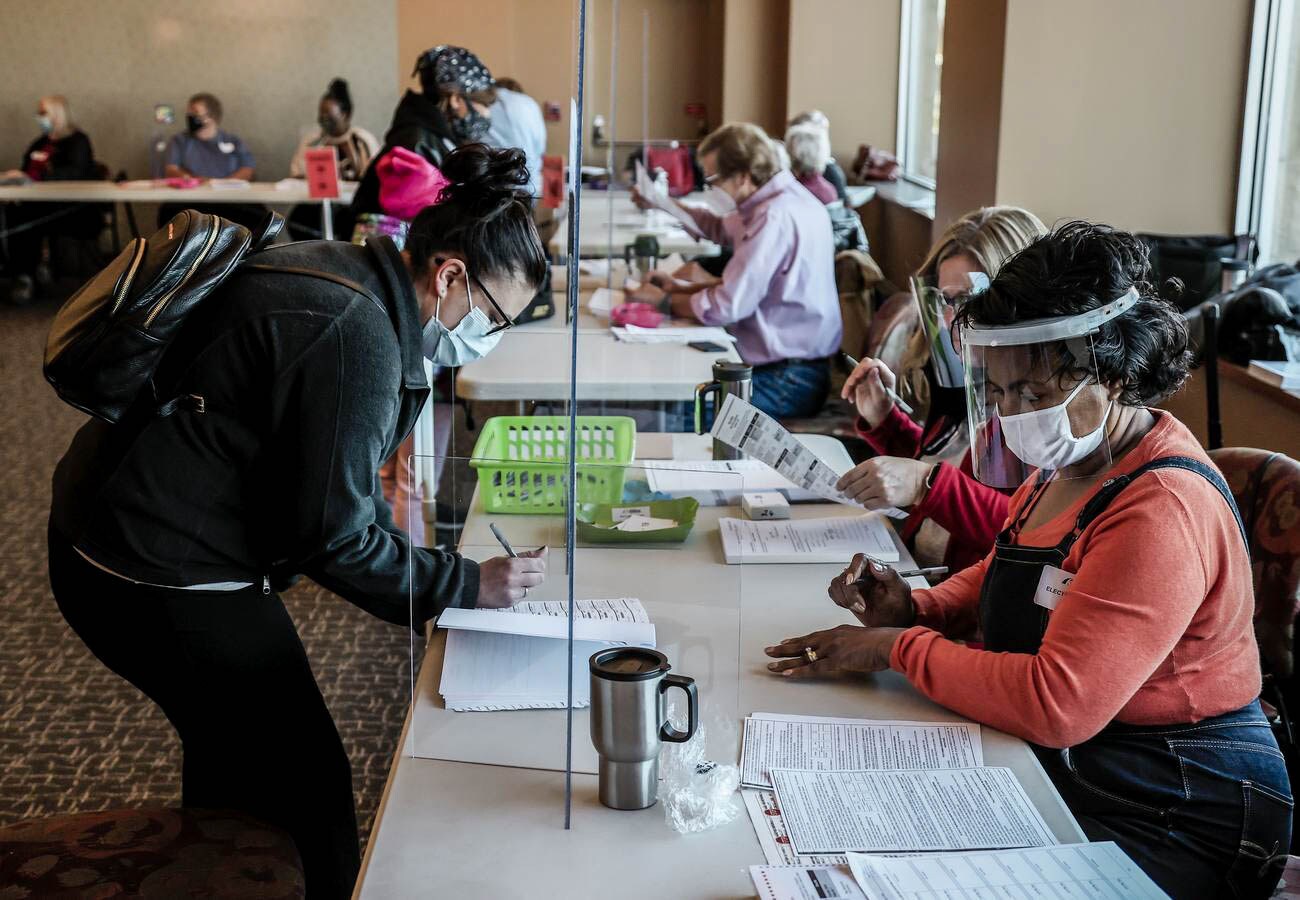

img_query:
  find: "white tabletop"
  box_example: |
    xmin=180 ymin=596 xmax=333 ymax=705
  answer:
xmin=0 ymin=179 xmax=356 ymax=205
xmin=356 ymin=435 xmax=1086 ymax=899
xmin=549 ymin=189 xmax=721 ymax=259
xmin=453 ymin=304 xmax=742 ymax=402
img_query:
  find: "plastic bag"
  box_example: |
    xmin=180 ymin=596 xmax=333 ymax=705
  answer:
xmin=659 ymin=721 xmax=740 ymax=834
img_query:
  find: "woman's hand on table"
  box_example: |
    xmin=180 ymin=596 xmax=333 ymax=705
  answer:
xmin=828 ymin=553 xmax=915 ymax=627
xmin=476 ymin=546 xmax=548 ymax=608
xmin=836 ymin=457 xmax=934 ymax=509
xmin=764 ymin=625 xmax=907 ymax=678
xmin=841 ymin=357 xmax=897 ymax=426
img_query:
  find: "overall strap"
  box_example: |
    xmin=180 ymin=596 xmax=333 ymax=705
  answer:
xmin=1064 ymin=455 xmax=1250 ymax=554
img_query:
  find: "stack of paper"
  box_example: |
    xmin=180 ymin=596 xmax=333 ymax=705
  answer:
xmin=719 ymin=515 xmax=899 ymax=564
xmin=846 ymin=843 xmax=1170 ymax=900
xmin=641 ymin=458 xmax=821 ymax=505
xmin=610 ymin=324 xmax=737 ymax=345
xmin=438 ymin=598 xmax=654 ymax=711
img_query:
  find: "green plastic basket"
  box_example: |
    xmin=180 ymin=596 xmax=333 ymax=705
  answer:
xmin=469 ymin=416 xmax=637 ymax=515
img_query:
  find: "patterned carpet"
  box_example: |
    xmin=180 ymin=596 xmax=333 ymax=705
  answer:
xmin=0 ymin=296 xmax=424 ymax=853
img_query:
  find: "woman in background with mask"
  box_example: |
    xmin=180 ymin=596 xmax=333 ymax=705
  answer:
xmin=765 ymin=222 xmax=1290 ymax=899
xmin=837 ymin=207 xmax=1045 ymax=573
xmin=1 ymin=95 xmax=98 ymax=305
xmin=287 ymin=77 xmax=380 ymax=240
xmin=48 ymin=145 xmax=546 ymax=899
xmin=345 ymin=45 xmax=497 ymax=234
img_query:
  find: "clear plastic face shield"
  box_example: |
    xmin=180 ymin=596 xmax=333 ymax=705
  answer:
xmin=959 ymin=288 xmax=1139 ymax=489
xmin=910 ymin=274 xmax=982 ymax=389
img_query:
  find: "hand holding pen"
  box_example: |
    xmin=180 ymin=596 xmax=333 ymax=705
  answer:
xmin=841 ymin=353 xmax=914 ymax=421
xmin=477 ymin=523 xmax=548 ymax=608
xmin=827 ymin=553 xmax=920 ymax=628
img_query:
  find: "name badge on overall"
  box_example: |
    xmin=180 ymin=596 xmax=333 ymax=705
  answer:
xmin=1034 ymin=565 xmax=1074 ymax=611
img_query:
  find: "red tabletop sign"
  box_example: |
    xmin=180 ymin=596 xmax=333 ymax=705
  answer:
xmin=541 ymin=155 xmax=565 ymax=209
xmin=303 ymin=147 xmax=340 ymax=200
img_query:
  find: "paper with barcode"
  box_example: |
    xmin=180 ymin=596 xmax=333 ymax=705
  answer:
xmin=710 ymin=393 xmax=856 ymax=505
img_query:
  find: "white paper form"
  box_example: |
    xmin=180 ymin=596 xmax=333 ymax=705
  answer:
xmin=710 ymin=393 xmax=853 ymax=504
xmin=741 ymin=713 xmax=983 ymax=789
xmin=438 ymin=599 xmax=654 ymax=711
xmin=770 ymin=767 xmax=1058 ymax=855
xmin=719 ymin=516 xmax=899 ymax=564
xmin=743 ymin=789 xmax=847 ymax=867
xmin=635 ymin=159 xmax=703 ymax=235
xmin=846 ymin=842 xmax=1170 ymax=900
xmin=610 ymin=324 xmax=736 ymax=344
xmin=751 ymin=864 xmax=865 ymax=900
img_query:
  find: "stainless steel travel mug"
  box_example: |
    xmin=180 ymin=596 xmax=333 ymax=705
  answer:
xmin=589 ymin=647 xmax=698 ymax=810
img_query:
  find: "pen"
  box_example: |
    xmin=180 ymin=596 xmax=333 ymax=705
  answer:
xmin=841 ymin=353 xmax=915 ymax=415
xmin=489 ymin=523 xmax=518 ymax=558
xmin=855 ymin=565 xmax=948 ymax=583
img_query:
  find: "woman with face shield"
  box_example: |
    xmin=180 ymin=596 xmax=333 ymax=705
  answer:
xmin=836 ymin=207 xmax=1045 ymax=574
xmin=766 ymin=222 xmax=1290 ymax=900
xmin=47 ymin=145 xmax=547 ymax=899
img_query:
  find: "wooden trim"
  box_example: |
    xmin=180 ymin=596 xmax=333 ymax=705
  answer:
xmin=1218 ymin=359 xmax=1300 ymax=415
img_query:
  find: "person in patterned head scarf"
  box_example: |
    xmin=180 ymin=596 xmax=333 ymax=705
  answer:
xmin=344 ymin=45 xmax=497 ymax=230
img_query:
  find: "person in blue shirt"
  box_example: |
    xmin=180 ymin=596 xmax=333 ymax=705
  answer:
xmin=158 ymin=92 xmax=262 ymax=229
xmin=485 ymin=78 xmax=545 ymax=199
xmin=164 ymin=92 xmax=255 ymax=180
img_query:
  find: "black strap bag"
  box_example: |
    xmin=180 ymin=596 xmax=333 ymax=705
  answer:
xmin=43 ymin=209 xmax=284 ymax=422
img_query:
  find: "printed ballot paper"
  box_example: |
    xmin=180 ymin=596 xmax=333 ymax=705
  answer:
xmin=719 ymin=515 xmax=899 ymax=564
xmin=710 ymin=394 xmax=852 ymax=504
xmin=438 ymin=599 xmax=654 ymax=711
xmin=751 ymin=864 xmax=865 ymax=900
xmin=744 ymin=789 xmax=848 ymax=867
xmin=770 ymin=767 xmax=1057 ymax=855
xmin=635 ymin=160 xmax=702 ymax=235
xmin=847 ymin=843 xmax=1170 ymax=900
xmin=741 ymin=713 xmax=983 ymax=789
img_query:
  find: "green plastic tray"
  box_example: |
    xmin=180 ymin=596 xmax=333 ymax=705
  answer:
xmin=576 ymin=498 xmax=700 ymax=544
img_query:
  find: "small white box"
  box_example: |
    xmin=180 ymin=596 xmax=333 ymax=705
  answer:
xmin=741 ymin=491 xmax=790 ymax=520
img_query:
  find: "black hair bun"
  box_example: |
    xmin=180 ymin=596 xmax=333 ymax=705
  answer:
xmin=438 ymin=144 xmax=532 ymax=219
xmin=325 ymin=78 xmax=353 ymax=115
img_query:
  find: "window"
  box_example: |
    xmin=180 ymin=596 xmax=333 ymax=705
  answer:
xmin=1239 ymin=0 xmax=1300 ymax=263
xmin=896 ymin=0 xmax=946 ymax=188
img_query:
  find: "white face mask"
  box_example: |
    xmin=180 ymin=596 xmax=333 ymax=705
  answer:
xmin=997 ymin=378 xmax=1111 ymax=471
xmin=420 ymin=271 xmax=503 ymax=367
xmin=696 ymin=186 xmax=737 ymax=216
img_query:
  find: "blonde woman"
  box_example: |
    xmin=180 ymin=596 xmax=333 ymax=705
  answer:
xmin=3 ymin=95 xmax=98 ymax=305
xmin=836 ymin=206 xmax=1045 ymax=572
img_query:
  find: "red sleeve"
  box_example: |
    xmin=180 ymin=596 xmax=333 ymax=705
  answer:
xmin=854 ymin=405 xmax=923 ymax=458
xmin=908 ymin=456 xmax=1010 ymax=564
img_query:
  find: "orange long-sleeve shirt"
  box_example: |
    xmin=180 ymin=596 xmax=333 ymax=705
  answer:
xmin=889 ymin=411 xmax=1261 ymax=749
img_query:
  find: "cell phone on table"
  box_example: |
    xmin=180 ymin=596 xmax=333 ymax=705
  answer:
xmin=688 ymin=340 xmax=728 ymax=352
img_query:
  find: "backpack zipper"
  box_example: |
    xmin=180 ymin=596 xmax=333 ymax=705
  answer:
xmin=262 ymin=575 xmax=271 ymax=595
xmin=144 ymin=217 xmax=220 ymax=328
xmin=110 ymin=240 xmax=148 ymax=315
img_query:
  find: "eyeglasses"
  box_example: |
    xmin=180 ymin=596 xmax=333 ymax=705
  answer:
xmin=470 ymin=272 xmax=516 ymax=336
xmin=704 ymin=172 xmax=721 ymax=184
xmin=434 ymin=257 xmax=516 ymax=336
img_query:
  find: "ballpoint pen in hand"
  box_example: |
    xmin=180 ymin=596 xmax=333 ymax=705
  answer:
xmin=841 ymin=352 xmax=915 ymax=415
xmin=489 ymin=523 xmax=518 ymax=558
xmin=854 ymin=564 xmax=949 ymax=583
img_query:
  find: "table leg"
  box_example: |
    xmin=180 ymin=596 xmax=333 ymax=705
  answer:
xmin=517 ymin=400 xmax=527 ymax=416
xmin=321 ymin=199 xmax=334 ymax=241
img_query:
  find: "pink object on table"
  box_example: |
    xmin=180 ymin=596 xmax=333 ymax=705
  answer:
xmin=160 ymin=177 xmax=204 ymax=189
xmin=377 ymin=147 xmax=451 ymax=220
xmin=610 ymin=302 xmax=665 ymax=328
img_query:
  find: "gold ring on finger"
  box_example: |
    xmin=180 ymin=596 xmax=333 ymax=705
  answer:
xmin=803 ymin=647 xmax=818 ymax=664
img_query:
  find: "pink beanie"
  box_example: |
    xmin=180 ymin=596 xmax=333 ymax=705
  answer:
xmin=377 ymin=147 xmax=451 ymax=220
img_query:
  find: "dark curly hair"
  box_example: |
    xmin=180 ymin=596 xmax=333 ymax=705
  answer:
xmin=955 ymin=221 xmax=1192 ymax=405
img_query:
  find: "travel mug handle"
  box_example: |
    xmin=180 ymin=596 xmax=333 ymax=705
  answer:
xmin=694 ymin=381 xmax=720 ymax=435
xmin=658 ymin=674 xmax=698 ymax=743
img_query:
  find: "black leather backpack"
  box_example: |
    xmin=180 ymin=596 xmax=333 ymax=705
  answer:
xmin=44 ymin=209 xmax=284 ymax=423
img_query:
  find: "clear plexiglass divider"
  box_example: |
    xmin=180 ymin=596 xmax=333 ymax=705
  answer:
xmin=405 ymin=444 xmax=747 ymax=832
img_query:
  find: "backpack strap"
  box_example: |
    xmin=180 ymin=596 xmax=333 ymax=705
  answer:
xmin=249 ymin=211 xmax=285 ymax=252
xmin=1068 ymin=455 xmax=1250 ymax=553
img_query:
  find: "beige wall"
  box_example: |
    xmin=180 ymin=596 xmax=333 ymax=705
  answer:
xmin=0 ymin=0 xmax=397 ymax=181
xmin=720 ymin=0 xmax=790 ymax=136
xmin=786 ymin=0 xmax=899 ymax=162
xmin=995 ymin=0 xmax=1252 ymax=233
xmin=398 ymin=0 xmax=725 ymax=161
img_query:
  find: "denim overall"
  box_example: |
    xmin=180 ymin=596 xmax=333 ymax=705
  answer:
xmin=980 ymin=456 xmax=1293 ymax=899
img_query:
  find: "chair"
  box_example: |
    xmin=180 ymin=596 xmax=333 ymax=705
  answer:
xmin=1210 ymin=447 xmax=1300 ymax=849
xmin=0 ymin=807 xmax=305 ymax=897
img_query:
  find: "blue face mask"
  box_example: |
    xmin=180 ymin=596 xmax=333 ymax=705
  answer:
xmin=35 ymin=115 xmax=52 ymax=134
xmin=421 ymin=271 xmax=503 ymax=367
